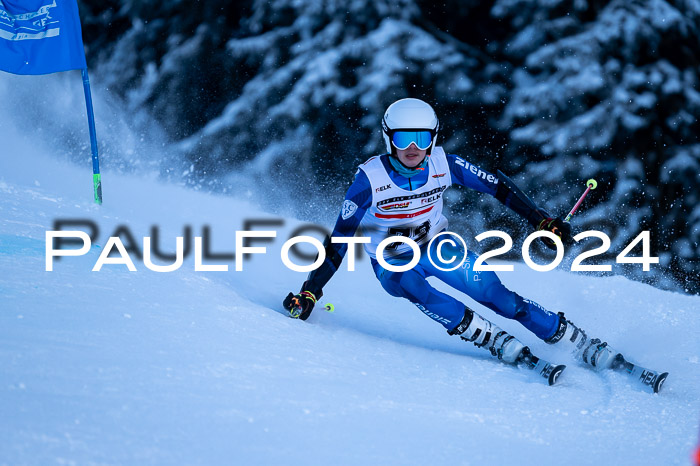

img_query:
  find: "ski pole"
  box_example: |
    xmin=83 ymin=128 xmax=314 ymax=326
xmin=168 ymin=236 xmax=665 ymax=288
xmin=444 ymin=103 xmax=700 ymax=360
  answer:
xmin=289 ymin=301 xmax=334 ymax=318
xmin=564 ymin=179 xmax=597 ymax=222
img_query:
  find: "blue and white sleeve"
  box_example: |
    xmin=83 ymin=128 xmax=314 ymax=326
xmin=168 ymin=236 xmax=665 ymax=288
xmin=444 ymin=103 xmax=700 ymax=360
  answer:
xmin=447 ymin=153 xmax=545 ymax=226
xmin=446 ymin=153 xmax=499 ymax=195
xmin=301 ymin=169 xmax=372 ymax=296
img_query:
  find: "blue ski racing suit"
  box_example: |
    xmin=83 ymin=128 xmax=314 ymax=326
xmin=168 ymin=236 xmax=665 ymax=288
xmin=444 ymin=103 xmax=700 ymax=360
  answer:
xmin=302 ymin=147 xmax=560 ymax=341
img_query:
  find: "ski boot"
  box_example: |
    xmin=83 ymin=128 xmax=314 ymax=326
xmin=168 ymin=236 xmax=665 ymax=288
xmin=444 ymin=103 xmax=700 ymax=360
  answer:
xmin=545 ymin=312 xmax=668 ymax=392
xmin=449 ymin=306 xmax=566 ymax=385
xmin=448 ymin=306 xmax=525 ymax=363
xmin=545 ymin=312 xmax=616 ymax=370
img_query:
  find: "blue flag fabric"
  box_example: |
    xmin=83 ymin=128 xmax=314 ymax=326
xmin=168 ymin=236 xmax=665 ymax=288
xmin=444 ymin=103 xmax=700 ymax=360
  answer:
xmin=0 ymin=0 xmax=86 ymax=75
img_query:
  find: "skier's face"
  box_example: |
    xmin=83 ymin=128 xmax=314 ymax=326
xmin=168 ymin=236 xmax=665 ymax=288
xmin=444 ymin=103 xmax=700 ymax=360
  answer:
xmin=396 ymin=143 xmax=427 ymax=168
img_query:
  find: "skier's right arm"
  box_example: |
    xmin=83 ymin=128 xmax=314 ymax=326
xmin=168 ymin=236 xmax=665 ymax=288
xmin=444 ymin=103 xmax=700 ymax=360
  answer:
xmin=282 ymin=170 xmax=371 ymax=320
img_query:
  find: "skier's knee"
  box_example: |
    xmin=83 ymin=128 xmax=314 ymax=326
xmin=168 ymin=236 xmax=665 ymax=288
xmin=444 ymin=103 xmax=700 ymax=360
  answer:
xmin=481 ymin=280 xmax=511 ymax=306
xmin=398 ymin=270 xmax=431 ymax=302
xmin=380 ymin=269 xmax=429 ymax=302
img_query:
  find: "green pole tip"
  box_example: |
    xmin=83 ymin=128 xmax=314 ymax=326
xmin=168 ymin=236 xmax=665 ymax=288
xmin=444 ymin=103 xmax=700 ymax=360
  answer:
xmin=93 ymin=173 xmax=103 ymax=205
xmin=586 ymin=179 xmax=597 ymax=190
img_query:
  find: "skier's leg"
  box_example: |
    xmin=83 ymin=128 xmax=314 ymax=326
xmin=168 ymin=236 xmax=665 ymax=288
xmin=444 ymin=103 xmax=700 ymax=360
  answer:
xmin=545 ymin=313 xmax=617 ymax=370
xmin=372 ymin=260 xmax=525 ymax=364
xmin=421 ymin=241 xmax=560 ymax=340
xmin=422 ymin=240 xmax=614 ymax=370
xmin=371 ymin=259 xmax=464 ymax=329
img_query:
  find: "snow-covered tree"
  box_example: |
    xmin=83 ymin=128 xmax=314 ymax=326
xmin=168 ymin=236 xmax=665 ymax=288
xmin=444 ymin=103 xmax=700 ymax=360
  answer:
xmin=493 ymin=0 xmax=700 ymax=291
xmin=76 ymin=0 xmax=699 ymax=292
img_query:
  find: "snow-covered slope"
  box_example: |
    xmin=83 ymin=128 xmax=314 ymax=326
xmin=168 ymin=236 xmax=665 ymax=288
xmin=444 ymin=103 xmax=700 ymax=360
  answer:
xmin=2 ymin=108 xmax=700 ymax=466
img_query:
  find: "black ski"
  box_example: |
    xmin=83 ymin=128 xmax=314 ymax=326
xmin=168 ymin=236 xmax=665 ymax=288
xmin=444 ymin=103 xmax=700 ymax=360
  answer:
xmin=610 ymin=353 xmax=669 ymax=394
xmin=517 ymin=347 xmax=566 ymax=386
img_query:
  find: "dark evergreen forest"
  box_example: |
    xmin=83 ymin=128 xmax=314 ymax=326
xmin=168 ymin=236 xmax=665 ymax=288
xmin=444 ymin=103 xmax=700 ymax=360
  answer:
xmin=76 ymin=0 xmax=699 ymax=293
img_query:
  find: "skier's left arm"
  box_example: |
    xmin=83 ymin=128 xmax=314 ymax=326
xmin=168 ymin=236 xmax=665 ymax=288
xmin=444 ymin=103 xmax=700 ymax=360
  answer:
xmin=282 ymin=170 xmax=371 ymax=320
xmin=446 ymin=154 xmax=571 ymax=246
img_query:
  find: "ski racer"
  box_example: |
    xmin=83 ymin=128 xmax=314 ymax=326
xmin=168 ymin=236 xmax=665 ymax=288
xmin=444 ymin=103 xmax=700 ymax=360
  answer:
xmin=283 ymin=98 xmax=666 ymax=388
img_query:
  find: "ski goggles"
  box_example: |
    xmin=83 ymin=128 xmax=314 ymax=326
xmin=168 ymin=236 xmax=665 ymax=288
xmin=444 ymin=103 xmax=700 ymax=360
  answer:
xmin=390 ymin=130 xmax=434 ymax=151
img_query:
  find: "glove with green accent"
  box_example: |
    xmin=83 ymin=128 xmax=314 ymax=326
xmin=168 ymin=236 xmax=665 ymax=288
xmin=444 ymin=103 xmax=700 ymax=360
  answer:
xmin=536 ymin=215 xmax=572 ymax=250
xmin=283 ymin=284 xmax=322 ymax=320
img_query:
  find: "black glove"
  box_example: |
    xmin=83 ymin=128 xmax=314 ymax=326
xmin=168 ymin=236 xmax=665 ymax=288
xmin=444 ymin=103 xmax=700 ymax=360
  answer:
xmin=283 ymin=287 xmax=321 ymax=320
xmin=536 ymin=215 xmax=572 ymax=250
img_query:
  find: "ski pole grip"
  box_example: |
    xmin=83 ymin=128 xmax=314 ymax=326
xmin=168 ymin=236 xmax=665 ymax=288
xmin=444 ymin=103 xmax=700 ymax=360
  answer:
xmin=565 ymin=179 xmax=598 ymax=222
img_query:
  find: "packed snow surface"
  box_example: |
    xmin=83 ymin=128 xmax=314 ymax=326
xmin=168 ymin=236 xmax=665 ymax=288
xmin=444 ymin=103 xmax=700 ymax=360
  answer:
xmin=1 ymin=112 xmax=700 ymax=466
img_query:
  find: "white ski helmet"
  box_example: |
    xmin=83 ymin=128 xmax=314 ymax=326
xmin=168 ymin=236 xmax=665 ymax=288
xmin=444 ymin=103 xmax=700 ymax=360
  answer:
xmin=382 ymin=98 xmax=439 ymax=155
